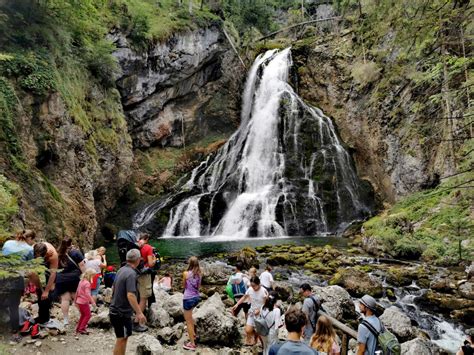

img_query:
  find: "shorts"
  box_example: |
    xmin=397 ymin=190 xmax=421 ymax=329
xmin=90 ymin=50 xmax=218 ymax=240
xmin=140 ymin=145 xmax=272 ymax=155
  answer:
xmin=183 ymin=296 xmax=200 ymax=311
xmin=110 ymin=313 xmax=133 ymax=338
xmin=137 ymin=274 xmax=152 ymax=299
xmin=54 ymin=279 xmax=80 ymax=297
xmin=91 ymin=276 xmax=101 ymax=296
xmin=246 ymin=313 xmax=256 ymax=327
xmin=234 ymin=298 xmax=251 ymax=316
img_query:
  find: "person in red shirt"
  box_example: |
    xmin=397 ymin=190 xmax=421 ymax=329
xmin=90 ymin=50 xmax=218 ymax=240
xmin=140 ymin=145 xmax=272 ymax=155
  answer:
xmin=135 ymin=234 xmax=156 ymax=332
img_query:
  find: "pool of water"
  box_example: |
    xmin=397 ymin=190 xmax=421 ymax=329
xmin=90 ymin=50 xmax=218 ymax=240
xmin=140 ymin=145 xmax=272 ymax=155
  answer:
xmin=105 ymin=235 xmax=349 ymax=265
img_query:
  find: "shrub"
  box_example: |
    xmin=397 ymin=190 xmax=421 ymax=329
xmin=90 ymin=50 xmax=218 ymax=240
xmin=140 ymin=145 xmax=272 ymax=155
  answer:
xmin=351 ymin=61 xmax=381 ymax=88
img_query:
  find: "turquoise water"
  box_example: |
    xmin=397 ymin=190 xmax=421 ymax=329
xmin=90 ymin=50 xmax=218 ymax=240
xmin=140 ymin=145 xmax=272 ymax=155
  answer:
xmin=106 ymin=236 xmax=349 ymax=265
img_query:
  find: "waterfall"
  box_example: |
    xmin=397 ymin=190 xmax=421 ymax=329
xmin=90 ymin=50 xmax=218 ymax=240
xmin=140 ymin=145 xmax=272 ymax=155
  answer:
xmin=133 ymin=48 xmax=374 ymax=238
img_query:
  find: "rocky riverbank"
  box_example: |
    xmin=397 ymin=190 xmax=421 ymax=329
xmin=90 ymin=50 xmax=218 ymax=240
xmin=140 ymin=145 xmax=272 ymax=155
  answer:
xmin=2 ymin=244 xmax=471 ymax=355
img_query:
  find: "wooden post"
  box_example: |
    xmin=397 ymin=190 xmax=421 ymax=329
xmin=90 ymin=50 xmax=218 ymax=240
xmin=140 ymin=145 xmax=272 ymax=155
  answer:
xmin=341 ymin=333 xmax=349 ymax=355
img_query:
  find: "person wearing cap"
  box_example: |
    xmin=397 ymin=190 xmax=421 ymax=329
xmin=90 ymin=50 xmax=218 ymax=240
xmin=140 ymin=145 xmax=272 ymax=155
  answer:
xmin=357 ymin=294 xmax=382 ymax=355
xmin=109 ymin=249 xmax=147 ymax=355
xmin=457 ymin=328 xmax=474 ymax=355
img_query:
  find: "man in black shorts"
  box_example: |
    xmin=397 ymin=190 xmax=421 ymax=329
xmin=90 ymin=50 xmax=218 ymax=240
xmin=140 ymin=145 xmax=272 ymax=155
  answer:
xmin=109 ymin=249 xmax=146 ymax=355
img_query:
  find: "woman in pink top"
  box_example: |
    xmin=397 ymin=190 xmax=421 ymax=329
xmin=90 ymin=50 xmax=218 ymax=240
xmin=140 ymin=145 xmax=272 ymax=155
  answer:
xmin=310 ymin=315 xmax=341 ymax=355
xmin=75 ymin=268 xmax=96 ymax=335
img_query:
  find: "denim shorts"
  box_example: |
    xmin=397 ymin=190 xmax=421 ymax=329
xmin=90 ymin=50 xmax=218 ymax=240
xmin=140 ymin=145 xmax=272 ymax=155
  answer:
xmin=183 ymin=296 xmax=200 ymax=310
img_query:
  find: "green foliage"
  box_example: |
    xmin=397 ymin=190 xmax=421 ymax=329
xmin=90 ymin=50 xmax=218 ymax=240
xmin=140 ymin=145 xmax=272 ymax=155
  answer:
xmin=0 ymin=174 xmax=20 ymax=242
xmin=350 ymin=61 xmax=381 ymax=88
xmin=0 ymin=254 xmax=46 ymax=280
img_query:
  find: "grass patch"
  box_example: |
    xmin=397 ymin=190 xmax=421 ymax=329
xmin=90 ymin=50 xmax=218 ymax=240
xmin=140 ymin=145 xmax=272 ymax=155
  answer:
xmin=0 ymin=174 xmax=20 ymax=243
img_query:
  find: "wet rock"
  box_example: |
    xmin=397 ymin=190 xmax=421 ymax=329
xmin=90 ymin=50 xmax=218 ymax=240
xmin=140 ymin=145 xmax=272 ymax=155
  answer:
xmin=459 ymin=282 xmax=474 ymax=300
xmin=148 ymin=303 xmax=172 ymax=328
xmin=274 ymin=283 xmax=294 ymax=302
xmin=430 ymin=277 xmax=457 ymax=294
xmin=330 ymin=268 xmax=383 ymax=298
xmin=135 ymin=334 xmax=164 ymax=355
xmin=89 ymin=310 xmax=111 ymax=329
xmin=385 ymin=267 xmax=416 ymax=287
xmin=400 ymin=338 xmax=440 ymax=355
xmin=451 ymin=307 xmax=474 ymax=326
xmin=416 ymin=290 xmax=474 ymax=313
xmin=312 ymin=285 xmax=357 ymax=321
xmin=379 ymin=306 xmax=416 ymax=342
xmin=227 ymin=247 xmax=258 ymax=270
xmin=194 ymin=293 xmax=240 ymax=347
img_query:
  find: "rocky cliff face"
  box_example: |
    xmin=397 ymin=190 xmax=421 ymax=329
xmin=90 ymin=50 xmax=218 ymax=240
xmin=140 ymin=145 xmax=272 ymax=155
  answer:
xmin=9 ymin=89 xmax=133 ymax=246
xmin=293 ymin=42 xmax=448 ymax=203
xmin=111 ymin=25 xmax=242 ymax=149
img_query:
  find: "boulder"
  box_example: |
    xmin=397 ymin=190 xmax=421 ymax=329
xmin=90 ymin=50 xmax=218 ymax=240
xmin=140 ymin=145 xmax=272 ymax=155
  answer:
xmin=361 ymin=235 xmax=384 ymax=255
xmin=148 ymin=303 xmax=172 ymax=328
xmin=330 ymin=268 xmax=383 ymax=298
xmin=227 ymin=247 xmax=258 ymax=270
xmin=459 ymin=282 xmax=474 ymax=300
xmin=135 ymin=334 xmax=164 ymax=355
xmin=400 ymin=338 xmax=440 ymax=355
xmin=194 ymin=293 xmax=240 ymax=347
xmin=156 ymin=323 xmax=184 ymax=345
xmin=201 ymin=261 xmax=232 ymax=285
xmin=379 ymin=306 xmax=416 ymax=342
xmin=274 ymin=282 xmax=293 ymax=302
xmin=416 ymin=290 xmax=474 ymax=313
xmin=88 ymin=310 xmax=110 ymax=329
xmin=430 ymin=277 xmax=457 ymax=294
xmin=162 ymin=293 xmax=184 ymax=320
xmin=312 ymin=285 xmax=357 ymax=321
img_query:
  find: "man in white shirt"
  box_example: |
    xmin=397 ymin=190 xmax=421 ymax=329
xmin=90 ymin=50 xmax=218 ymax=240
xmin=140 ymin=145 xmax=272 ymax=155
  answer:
xmin=260 ymin=265 xmax=274 ymax=291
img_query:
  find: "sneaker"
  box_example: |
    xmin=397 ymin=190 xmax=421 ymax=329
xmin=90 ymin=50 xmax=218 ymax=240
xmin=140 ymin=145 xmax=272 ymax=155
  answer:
xmin=10 ymin=334 xmax=22 ymax=343
xmin=30 ymin=324 xmax=40 ymax=339
xmin=133 ymin=324 xmax=148 ymax=332
xmin=20 ymin=320 xmax=32 ymax=335
xmin=63 ymin=318 xmax=69 ymax=326
xmin=183 ymin=342 xmax=196 ymax=351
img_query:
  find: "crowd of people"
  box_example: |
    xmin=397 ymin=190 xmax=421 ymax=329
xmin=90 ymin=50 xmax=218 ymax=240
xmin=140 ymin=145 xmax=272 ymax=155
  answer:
xmin=1 ymin=229 xmax=474 ymax=355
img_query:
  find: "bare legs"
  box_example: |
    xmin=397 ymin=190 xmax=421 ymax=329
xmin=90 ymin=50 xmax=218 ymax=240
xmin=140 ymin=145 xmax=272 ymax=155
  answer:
xmin=113 ymin=338 xmax=128 ymax=355
xmin=183 ymin=309 xmax=196 ymax=346
xmin=61 ymin=292 xmax=75 ymax=324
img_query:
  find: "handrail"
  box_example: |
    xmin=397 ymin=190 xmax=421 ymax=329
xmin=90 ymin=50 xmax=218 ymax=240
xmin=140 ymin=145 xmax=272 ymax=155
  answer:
xmin=317 ymin=310 xmax=358 ymax=355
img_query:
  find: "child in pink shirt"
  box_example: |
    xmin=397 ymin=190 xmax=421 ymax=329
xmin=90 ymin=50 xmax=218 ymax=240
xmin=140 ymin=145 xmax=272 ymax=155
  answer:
xmin=75 ymin=268 xmax=96 ymax=335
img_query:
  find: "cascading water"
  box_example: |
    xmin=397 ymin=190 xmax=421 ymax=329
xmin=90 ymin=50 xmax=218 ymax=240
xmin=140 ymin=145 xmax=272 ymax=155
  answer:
xmin=134 ymin=48 xmax=374 ymax=238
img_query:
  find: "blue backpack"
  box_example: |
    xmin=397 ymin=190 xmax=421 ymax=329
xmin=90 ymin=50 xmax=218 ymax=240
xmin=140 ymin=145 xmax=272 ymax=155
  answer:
xmin=230 ymin=274 xmax=247 ymax=298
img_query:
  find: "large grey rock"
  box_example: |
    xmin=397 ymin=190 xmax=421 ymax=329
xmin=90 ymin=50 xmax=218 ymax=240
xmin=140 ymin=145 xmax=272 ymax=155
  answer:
xmin=162 ymin=293 xmax=184 ymax=320
xmin=312 ymin=285 xmax=357 ymax=321
xmin=109 ymin=26 xmax=238 ymax=148
xmin=201 ymin=261 xmax=232 ymax=285
xmin=156 ymin=323 xmax=184 ymax=345
xmin=193 ymin=293 xmax=240 ymax=347
xmin=379 ymin=306 xmax=416 ymax=341
xmin=89 ymin=310 xmax=110 ymax=329
xmin=135 ymin=334 xmax=164 ymax=355
xmin=148 ymin=303 xmax=172 ymax=328
xmin=400 ymin=338 xmax=440 ymax=355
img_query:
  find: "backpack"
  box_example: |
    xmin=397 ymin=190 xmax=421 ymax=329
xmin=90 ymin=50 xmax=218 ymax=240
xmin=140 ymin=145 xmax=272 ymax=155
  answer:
xmin=254 ymin=309 xmax=275 ymax=336
xmin=230 ymin=274 xmax=247 ymax=298
xmin=151 ymin=249 xmax=161 ymax=271
xmin=361 ymin=319 xmax=401 ymax=355
xmin=309 ymin=295 xmax=321 ymax=331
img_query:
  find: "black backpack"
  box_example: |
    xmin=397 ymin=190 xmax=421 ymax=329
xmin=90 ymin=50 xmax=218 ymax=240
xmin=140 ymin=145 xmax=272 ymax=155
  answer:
xmin=151 ymin=249 xmax=161 ymax=271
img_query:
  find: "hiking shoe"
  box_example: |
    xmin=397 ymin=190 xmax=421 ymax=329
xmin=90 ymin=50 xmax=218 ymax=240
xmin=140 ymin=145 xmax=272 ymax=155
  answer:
xmin=30 ymin=324 xmax=40 ymax=338
xmin=20 ymin=320 xmax=32 ymax=335
xmin=183 ymin=342 xmax=196 ymax=351
xmin=133 ymin=324 xmax=148 ymax=332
